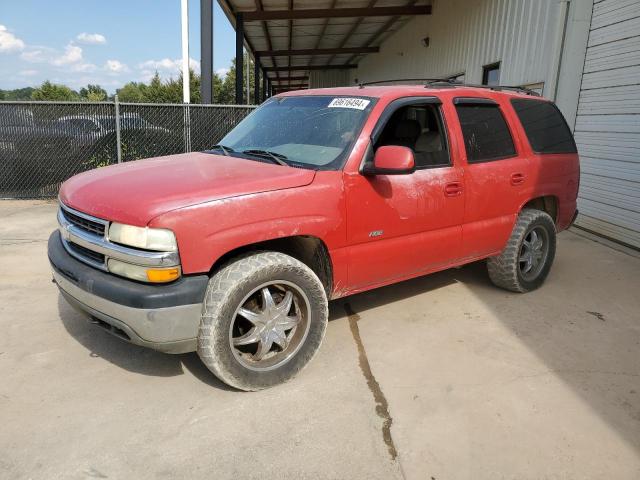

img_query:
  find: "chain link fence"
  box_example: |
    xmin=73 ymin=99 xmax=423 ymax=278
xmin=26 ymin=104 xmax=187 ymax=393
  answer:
xmin=0 ymin=100 xmax=256 ymax=199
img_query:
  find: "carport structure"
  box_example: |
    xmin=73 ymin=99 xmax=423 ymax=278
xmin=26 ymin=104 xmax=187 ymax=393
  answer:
xmin=211 ymin=0 xmax=432 ymax=103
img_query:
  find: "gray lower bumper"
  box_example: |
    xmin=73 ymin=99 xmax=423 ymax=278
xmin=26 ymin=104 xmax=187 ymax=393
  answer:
xmin=54 ymin=269 xmax=200 ymax=353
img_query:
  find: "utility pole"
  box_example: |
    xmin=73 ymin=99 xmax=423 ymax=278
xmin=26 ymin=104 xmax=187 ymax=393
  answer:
xmin=181 ymin=0 xmax=190 ymax=103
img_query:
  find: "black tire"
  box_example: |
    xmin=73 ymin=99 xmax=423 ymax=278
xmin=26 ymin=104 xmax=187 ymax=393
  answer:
xmin=487 ymin=208 xmax=556 ymax=293
xmin=197 ymin=251 xmax=328 ymax=391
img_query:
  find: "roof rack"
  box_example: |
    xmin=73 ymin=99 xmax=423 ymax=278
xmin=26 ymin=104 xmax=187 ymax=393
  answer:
xmin=357 ymin=78 xmax=540 ymax=96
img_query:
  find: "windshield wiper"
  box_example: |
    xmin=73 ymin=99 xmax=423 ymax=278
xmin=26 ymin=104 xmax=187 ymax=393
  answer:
xmin=241 ymin=149 xmax=289 ymax=166
xmin=208 ymin=144 xmax=234 ymax=156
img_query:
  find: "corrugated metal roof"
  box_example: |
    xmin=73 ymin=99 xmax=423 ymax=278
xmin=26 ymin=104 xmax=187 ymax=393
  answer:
xmin=217 ymin=0 xmax=432 ymax=88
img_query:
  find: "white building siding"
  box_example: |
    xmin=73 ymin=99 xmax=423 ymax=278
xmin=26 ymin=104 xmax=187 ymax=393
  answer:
xmin=309 ymin=70 xmax=351 ymax=88
xmin=354 ymin=0 xmax=562 ymax=93
xmin=574 ymin=0 xmax=640 ymax=248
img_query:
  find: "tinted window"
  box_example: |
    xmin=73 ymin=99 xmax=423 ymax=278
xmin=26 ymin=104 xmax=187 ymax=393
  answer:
xmin=455 ymin=103 xmax=516 ymax=162
xmin=511 ymin=99 xmax=577 ymax=154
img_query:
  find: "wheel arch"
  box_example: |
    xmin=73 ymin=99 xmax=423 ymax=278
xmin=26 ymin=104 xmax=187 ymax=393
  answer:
xmin=209 ymin=235 xmax=334 ymax=297
xmin=520 ymin=195 xmax=559 ymax=224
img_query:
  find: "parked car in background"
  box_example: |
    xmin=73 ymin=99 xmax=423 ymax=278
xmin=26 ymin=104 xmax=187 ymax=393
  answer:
xmin=49 ymin=84 xmax=580 ymax=391
xmin=0 ymin=105 xmax=79 ymax=191
xmin=55 ymin=113 xmax=176 ymax=168
xmin=55 ymin=113 xmax=171 ymax=137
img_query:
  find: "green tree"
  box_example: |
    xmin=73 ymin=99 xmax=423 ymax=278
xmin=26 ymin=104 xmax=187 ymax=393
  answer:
xmin=31 ymin=81 xmax=79 ymax=101
xmin=116 ymin=82 xmax=146 ymax=102
xmin=1 ymin=87 xmax=36 ymax=100
xmin=215 ymin=54 xmax=258 ymax=105
xmin=79 ymin=84 xmax=107 ymax=102
xmin=116 ymin=70 xmax=203 ymax=104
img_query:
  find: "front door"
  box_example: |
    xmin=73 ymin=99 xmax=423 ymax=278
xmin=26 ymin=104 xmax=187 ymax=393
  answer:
xmin=345 ymin=99 xmax=465 ymax=291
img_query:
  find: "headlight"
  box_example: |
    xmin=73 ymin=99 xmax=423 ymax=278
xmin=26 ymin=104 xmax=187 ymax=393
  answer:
xmin=108 ymin=259 xmax=181 ymax=283
xmin=108 ymin=223 xmax=177 ymax=251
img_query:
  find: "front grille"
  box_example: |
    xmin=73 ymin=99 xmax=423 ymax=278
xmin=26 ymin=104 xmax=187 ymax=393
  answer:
xmin=61 ymin=208 xmax=105 ymax=237
xmin=67 ymin=241 xmax=105 ymax=265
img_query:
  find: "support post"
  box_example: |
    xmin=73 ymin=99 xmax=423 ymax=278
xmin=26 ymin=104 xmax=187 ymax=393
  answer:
xmin=235 ymin=13 xmax=244 ymax=104
xmin=251 ymin=58 xmax=257 ymax=104
xmin=200 ymin=0 xmax=213 ymax=104
xmin=262 ymin=71 xmax=268 ymax=101
xmin=246 ymin=53 xmax=250 ymax=104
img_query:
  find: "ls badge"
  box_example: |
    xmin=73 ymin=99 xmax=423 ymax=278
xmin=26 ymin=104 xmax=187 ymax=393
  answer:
xmin=368 ymin=230 xmax=384 ymax=238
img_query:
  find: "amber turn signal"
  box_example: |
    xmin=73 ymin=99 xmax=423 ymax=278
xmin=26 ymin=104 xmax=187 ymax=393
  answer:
xmin=146 ymin=267 xmax=181 ymax=283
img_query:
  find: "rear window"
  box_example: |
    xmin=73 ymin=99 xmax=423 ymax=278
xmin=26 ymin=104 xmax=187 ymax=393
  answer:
xmin=455 ymin=103 xmax=516 ymax=163
xmin=511 ymin=99 xmax=577 ymax=154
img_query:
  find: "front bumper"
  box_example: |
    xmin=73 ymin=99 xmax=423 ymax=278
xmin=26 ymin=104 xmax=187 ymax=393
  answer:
xmin=48 ymin=231 xmax=208 ymax=353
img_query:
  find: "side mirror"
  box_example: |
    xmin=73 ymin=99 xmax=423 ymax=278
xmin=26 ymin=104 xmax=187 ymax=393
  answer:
xmin=364 ymin=145 xmax=416 ymax=175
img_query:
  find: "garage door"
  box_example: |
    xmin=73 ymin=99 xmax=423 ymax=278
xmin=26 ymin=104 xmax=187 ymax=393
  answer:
xmin=574 ymin=0 xmax=640 ymax=248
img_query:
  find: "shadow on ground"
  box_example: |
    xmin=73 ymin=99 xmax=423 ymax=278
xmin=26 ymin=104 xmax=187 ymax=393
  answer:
xmin=332 ymin=246 xmax=640 ymax=455
xmin=57 ymin=241 xmax=640 ymax=453
xmin=57 ymin=295 xmax=235 ymax=391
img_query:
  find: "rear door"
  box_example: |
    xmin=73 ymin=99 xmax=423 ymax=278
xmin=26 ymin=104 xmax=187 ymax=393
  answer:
xmin=451 ymin=97 xmax=529 ymax=260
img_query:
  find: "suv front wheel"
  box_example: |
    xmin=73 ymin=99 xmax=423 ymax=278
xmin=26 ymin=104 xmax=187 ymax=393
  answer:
xmin=198 ymin=251 xmax=328 ymax=391
xmin=487 ymin=208 xmax=557 ymax=293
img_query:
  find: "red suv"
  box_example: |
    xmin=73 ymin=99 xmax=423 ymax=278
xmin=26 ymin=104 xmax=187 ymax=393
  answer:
xmin=49 ymin=85 xmax=580 ymax=390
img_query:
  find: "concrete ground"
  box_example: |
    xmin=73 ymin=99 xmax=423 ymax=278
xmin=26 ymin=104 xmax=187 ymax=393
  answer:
xmin=1 ymin=199 xmax=639 ymax=480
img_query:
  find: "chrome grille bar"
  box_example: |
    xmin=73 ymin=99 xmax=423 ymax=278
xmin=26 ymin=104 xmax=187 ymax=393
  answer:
xmin=57 ymin=203 xmax=180 ymax=270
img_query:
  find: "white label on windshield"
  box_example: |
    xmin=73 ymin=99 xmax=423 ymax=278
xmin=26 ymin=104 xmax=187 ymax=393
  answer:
xmin=328 ymin=98 xmax=370 ymax=110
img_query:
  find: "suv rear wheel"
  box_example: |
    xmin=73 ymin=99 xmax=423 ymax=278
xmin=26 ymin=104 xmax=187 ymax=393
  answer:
xmin=197 ymin=251 xmax=328 ymax=391
xmin=487 ymin=208 xmax=556 ymax=293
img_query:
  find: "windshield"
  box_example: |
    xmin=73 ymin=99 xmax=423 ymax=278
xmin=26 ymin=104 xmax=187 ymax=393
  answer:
xmin=218 ymin=95 xmax=375 ymax=170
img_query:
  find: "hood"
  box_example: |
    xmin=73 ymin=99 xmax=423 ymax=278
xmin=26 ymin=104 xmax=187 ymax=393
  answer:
xmin=59 ymin=152 xmax=316 ymax=226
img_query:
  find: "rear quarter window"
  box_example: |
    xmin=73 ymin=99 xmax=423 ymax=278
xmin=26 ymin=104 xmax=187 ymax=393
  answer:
xmin=454 ymin=103 xmax=516 ymax=163
xmin=511 ymin=98 xmax=577 ymax=154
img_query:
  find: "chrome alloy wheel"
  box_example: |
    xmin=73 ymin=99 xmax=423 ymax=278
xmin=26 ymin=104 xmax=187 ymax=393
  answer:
xmin=518 ymin=226 xmax=549 ymax=281
xmin=229 ymin=281 xmax=311 ymax=371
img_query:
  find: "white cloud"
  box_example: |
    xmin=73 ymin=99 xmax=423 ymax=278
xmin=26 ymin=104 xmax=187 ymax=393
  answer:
xmin=105 ymin=59 xmax=129 ymax=74
xmin=19 ymin=69 xmax=38 ymax=76
xmin=52 ymin=43 xmax=82 ymax=65
xmin=72 ymin=63 xmax=97 ymax=73
xmin=138 ymin=57 xmax=200 ymax=74
xmin=20 ymin=48 xmax=47 ymax=63
xmin=216 ymin=67 xmax=230 ymax=78
xmin=76 ymin=32 xmax=106 ymax=45
xmin=0 ymin=25 xmax=25 ymax=53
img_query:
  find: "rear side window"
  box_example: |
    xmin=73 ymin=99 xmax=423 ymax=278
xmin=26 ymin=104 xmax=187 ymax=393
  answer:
xmin=455 ymin=103 xmax=516 ymax=163
xmin=511 ymin=99 xmax=577 ymax=154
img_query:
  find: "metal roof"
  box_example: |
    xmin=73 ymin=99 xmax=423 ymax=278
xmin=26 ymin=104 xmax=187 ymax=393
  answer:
xmin=217 ymin=0 xmax=433 ymax=90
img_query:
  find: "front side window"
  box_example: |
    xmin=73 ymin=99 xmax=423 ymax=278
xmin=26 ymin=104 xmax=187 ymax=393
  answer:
xmin=455 ymin=102 xmax=516 ymax=163
xmin=511 ymin=98 xmax=577 ymax=154
xmin=374 ymin=103 xmax=449 ymax=168
xmin=218 ymin=95 xmax=375 ymax=170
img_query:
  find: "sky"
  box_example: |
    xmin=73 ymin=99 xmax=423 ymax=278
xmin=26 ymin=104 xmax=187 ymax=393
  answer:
xmin=0 ymin=0 xmax=236 ymax=93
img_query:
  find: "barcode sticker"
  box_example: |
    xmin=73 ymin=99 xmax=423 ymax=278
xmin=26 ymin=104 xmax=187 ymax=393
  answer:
xmin=327 ymin=98 xmax=370 ymax=110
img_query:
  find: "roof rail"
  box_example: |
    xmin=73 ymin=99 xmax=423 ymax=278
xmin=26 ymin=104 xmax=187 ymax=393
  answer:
xmin=458 ymin=82 xmax=541 ymax=97
xmin=357 ymin=78 xmax=540 ymax=96
xmin=358 ymin=78 xmax=454 ymax=87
